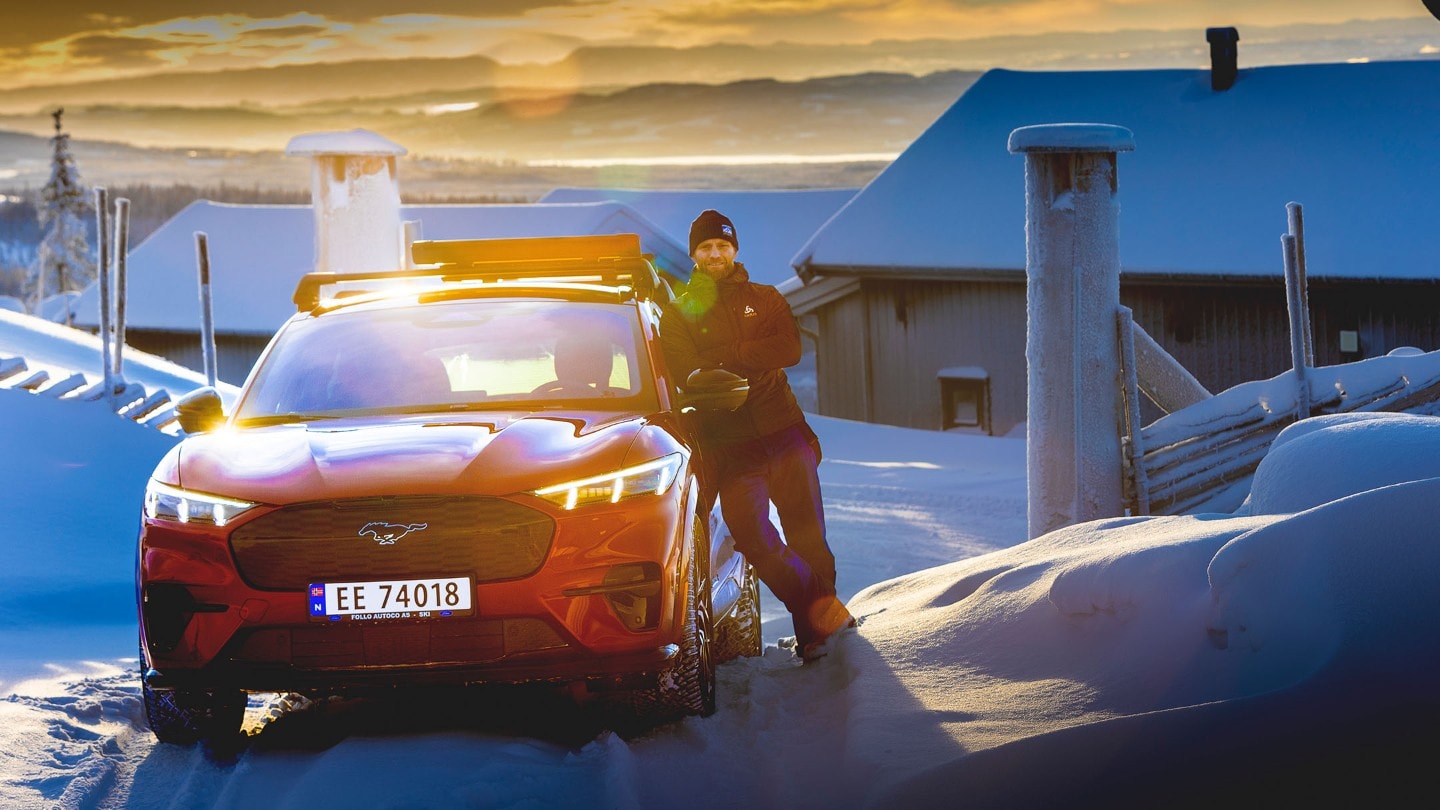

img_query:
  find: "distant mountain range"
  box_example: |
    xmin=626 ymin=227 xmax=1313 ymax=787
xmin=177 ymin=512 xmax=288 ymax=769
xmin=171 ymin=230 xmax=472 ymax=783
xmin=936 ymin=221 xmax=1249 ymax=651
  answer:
xmin=0 ymin=70 xmax=978 ymax=196
xmin=0 ymin=70 xmax=979 ymax=160
xmin=0 ymin=17 xmax=1433 ymax=196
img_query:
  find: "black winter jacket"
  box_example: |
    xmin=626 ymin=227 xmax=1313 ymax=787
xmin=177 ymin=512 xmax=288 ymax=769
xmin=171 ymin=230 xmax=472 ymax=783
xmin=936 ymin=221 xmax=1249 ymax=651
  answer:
xmin=661 ymin=262 xmax=808 ymax=445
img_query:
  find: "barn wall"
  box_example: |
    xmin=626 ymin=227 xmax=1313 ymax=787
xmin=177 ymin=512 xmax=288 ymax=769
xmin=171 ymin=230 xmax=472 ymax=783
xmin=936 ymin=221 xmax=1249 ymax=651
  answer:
xmin=1122 ymin=280 xmax=1440 ymax=406
xmin=1306 ymin=283 xmax=1440 ymax=362
xmin=815 ymin=291 xmax=871 ymax=422
xmin=813 ymin=276 xmax=1440 ymax=434
xmin=815 ymin=278 xmax=1027 ymax=435
xmin=123 ymin=330 xmax=272 ymax=387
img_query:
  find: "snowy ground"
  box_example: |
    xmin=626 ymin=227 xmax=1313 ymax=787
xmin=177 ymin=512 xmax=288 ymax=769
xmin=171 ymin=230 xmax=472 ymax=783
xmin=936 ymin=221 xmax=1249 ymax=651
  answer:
xmin=3 ymin=314 xmax=1438 ymax=808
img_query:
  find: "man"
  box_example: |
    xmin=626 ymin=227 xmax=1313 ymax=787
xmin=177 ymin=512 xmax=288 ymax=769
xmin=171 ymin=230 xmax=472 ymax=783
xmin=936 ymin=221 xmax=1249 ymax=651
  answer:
xmin=661 ymin=209 xmax=854 ymax=663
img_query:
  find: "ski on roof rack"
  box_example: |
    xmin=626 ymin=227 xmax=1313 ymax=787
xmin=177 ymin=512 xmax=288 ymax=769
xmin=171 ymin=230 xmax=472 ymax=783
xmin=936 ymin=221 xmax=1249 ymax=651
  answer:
xmin=292 ymin=233 xmax=662 ymax=310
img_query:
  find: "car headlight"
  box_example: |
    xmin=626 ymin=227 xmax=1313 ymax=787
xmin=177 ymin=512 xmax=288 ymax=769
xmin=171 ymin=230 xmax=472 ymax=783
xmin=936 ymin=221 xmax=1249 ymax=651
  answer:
xmin=144 ymin=480 xmax=258 ymax=527
xmin=533 ymin=453 xmax=683 ymax=510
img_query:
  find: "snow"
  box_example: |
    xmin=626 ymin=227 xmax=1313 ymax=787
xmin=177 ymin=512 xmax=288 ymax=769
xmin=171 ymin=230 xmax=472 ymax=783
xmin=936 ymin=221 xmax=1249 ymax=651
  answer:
xmin=3 ymin=323 xmax=1438 ymax=807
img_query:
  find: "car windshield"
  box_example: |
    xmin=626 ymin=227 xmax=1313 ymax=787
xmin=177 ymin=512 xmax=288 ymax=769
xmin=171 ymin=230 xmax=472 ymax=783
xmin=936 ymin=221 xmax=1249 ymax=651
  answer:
xmin=234 ymin=298 xmax=657 ymax=423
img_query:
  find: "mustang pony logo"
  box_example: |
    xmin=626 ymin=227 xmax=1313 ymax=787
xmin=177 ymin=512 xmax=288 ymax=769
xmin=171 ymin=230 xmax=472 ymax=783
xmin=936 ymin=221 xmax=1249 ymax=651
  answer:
xmin=359 ymin=521 xmax=429 ymax=545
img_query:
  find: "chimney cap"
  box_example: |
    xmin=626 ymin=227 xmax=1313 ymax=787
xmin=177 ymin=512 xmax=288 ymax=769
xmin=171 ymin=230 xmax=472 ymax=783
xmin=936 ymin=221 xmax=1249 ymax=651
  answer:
xmin=1206 ymin=26 xmax=1239 ymax=44
xmin=286 ymin=128 xmax=407 ymax=157
xmin=1008 ymin=123 xmax=1135 ymax=155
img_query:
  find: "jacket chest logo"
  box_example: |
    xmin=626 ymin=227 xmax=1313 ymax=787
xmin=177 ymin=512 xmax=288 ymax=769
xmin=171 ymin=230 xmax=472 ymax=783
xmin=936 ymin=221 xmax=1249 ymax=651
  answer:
xmin=743 ymin=305 xmax=757 ymax=317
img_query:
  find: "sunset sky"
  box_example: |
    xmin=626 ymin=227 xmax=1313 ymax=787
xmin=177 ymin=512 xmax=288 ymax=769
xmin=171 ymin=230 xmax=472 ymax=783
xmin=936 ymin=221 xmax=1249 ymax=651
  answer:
xmin=1 ymin=1 xmax=1431 ymax=89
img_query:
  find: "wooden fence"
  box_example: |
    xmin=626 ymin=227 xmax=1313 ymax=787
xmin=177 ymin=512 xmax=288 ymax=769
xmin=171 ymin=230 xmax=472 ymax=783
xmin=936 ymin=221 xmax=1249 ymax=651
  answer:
xmin=1119 ymin=202 xmax=1440 ymax=516
xmin=0 ymin=353 xmax=183 ymax=434
xmin=1120 ymin=345 xmax=1440 ymax=515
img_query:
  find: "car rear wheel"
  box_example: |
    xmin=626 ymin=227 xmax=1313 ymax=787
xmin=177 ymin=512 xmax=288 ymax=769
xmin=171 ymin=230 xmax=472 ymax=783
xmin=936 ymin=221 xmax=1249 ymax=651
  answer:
xmin=715 ymin=564 xmax=763 ymax=662
xmin=142 ymin=680 xmax=247 ymax=746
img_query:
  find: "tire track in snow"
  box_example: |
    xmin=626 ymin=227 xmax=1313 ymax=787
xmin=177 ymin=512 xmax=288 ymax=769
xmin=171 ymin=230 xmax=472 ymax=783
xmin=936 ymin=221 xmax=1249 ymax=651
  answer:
xmin=2 ymin=674 xmax=149 ymax=809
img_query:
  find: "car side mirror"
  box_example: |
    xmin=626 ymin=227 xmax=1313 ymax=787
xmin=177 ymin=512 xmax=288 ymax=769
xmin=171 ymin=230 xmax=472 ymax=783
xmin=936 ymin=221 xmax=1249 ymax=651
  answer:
xmin=175 ymin=386 xmax=226 ymax=434
xmin=679 ymin=368 xmax=749 ymax=412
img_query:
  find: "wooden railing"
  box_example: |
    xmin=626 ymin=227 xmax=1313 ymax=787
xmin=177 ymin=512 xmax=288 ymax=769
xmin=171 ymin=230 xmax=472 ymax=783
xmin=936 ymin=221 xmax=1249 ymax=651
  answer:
xmin=1116 ymin=201 xmax=1440 ymax=515
xmin=0 ymin=354 xmax=182 ymax=434
xmin=1121 ymin=347 xmax=1440 ymax=516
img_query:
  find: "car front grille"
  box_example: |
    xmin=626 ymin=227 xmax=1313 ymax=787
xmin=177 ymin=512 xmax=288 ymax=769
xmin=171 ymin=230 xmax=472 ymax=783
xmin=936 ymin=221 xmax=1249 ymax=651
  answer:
xmin=230 ymin=495 xmax=555 ymax=590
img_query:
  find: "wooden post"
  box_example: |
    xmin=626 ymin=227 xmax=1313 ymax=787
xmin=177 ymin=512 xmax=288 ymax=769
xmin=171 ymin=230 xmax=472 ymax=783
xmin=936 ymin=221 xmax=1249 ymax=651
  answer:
xmin=1116 ymin=307 xmax=1151 ymax=516
xmin=95 ymin=187 xmax=114 ymax=409
xmin=195 ymin=232 xmax=218 ymax=388
xmin=113 ymin=198 xmax=130 ymax=379
xmin=1282 ymin=233 xmax=1310 ymax=419
xmin=1286 ymin=202 xmax=1314 ymax=366
xmin=1130 ymin=321 xmax=1211 ymax=413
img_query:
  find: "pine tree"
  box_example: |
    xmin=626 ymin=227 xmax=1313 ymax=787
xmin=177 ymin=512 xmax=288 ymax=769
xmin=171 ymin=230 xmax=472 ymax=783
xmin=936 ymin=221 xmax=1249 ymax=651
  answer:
xmin=34 ymin=107 xmax=93 ymax=322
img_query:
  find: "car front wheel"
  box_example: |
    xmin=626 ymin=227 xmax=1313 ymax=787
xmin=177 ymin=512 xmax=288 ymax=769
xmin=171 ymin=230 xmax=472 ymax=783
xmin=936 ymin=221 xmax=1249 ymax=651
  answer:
xmin=142 ymin=680 xmax=247 ymax=746
xmin=620 ymin=528 xmax=716 ymax=727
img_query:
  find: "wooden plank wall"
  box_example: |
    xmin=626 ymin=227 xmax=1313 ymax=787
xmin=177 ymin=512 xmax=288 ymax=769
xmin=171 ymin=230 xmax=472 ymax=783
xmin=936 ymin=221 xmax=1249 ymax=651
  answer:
xmin=809 ymin=276 xmax=1440 ymax=437
xmin=815 ymin=278 xmax=1026 ymax=435
xmin=123 ymin=330 xmax=271 ymax=387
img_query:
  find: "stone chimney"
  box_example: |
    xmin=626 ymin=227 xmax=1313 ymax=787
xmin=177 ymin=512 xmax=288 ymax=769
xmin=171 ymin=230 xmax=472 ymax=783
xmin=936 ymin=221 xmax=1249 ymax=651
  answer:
xmin=1206 ymin=27 xmax=1239 ymax=91
xmin=285 ymin=129 xmax=407 ymax=273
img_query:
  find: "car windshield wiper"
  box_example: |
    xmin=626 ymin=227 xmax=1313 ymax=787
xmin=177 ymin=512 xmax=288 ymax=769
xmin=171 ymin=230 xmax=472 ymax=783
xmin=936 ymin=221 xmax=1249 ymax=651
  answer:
xmin=378 ymin=402 xmax=518 ymax=414
xmin=235 ymin=412 xmax=345 ymax=427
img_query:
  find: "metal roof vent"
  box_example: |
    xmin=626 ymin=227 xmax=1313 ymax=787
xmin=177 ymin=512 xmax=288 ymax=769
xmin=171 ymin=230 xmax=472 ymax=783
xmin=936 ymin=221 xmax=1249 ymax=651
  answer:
xmin=1206 ymin=27 xmax=1239 ymax=91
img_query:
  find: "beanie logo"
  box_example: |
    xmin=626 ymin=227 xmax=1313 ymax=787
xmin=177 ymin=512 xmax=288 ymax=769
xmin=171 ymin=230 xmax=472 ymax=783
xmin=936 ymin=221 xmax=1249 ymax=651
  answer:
xmin=721 ymin=225 xmax=734 ymax=238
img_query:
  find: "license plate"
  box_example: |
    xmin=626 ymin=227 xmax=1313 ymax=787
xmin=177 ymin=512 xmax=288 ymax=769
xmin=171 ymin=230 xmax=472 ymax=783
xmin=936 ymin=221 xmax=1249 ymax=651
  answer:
xmin=308 ymin=577 xmax=473 ymax=622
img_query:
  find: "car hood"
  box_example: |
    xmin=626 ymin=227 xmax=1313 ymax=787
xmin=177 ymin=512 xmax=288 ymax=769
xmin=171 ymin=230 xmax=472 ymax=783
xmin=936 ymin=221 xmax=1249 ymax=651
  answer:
xmin=173 ymin=411 xmax=651 ymax=505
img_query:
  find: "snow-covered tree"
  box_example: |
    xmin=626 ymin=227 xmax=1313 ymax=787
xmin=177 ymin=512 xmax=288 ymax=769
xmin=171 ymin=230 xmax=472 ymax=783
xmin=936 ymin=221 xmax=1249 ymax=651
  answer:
xmin=34 ymin=108 xmax=93 ymax=322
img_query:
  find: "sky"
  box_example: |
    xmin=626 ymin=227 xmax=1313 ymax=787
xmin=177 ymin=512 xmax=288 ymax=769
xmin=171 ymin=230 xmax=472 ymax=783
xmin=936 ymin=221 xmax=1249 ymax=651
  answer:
xmin=3 ymin=305 xmax=1438 ymax=806
xmin=1 ymin=1 xmax=1432 ymax=89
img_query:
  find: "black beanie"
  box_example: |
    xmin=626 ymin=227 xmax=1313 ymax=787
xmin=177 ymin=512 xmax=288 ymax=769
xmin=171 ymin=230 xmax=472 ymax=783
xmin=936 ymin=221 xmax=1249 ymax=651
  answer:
xmin=688 ymin=209 xmax=738 ymax=255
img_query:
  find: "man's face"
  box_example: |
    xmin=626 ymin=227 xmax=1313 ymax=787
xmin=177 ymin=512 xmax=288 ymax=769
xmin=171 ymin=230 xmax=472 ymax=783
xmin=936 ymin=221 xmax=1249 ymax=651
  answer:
xmin=692 ymin=238 xmax=736 ymax=279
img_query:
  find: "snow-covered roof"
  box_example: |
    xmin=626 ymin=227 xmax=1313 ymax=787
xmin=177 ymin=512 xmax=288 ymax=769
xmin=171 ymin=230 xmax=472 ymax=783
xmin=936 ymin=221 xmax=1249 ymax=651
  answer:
xmin=797 ymin=60 xmax=1440 ymax=282
xmin=0 ymin=307 xmax=240 ymax=403
xmin=538 ymin=187 xmax=857 ymax=287
xmin=72 ymin=200 xmax=689 ymax=335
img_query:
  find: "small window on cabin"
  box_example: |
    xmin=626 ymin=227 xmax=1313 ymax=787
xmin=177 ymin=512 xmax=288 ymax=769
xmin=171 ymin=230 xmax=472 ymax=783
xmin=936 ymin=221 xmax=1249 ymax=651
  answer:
xmin=938 ymin=367 xmax=991 ymax=434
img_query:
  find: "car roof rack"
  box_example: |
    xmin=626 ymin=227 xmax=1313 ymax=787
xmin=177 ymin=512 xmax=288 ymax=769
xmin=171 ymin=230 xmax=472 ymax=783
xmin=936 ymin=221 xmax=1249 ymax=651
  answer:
xmin=292 ymin=233 xmax=664 ymax=311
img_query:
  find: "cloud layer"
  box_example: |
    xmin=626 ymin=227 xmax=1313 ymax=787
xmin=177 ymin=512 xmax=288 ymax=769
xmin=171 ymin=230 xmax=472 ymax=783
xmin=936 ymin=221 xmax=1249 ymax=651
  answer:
xmin=1 ymin=1 xmax=1430 ymax=89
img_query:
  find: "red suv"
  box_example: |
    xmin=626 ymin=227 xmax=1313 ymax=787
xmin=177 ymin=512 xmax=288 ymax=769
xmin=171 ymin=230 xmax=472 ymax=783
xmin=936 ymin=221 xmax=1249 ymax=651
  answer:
xmin=137 ymin=234 xmax=762 ymax=744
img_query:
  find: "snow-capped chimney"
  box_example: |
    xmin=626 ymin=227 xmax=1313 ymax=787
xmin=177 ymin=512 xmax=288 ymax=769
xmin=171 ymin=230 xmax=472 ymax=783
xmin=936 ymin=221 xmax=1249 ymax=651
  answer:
xmin=285 ymin=129 xmax=407 ymax=273
xmin=1008 ymin=123 xmax=1134 ymax=540
xmin=1207 ymin=27 xmax=1239 ymax=91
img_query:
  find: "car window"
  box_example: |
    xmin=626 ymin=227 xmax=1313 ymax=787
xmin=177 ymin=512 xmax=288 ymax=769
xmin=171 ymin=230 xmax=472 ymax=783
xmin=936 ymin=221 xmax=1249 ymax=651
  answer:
xmin=236 ymin=299 xmax=656 ymax=421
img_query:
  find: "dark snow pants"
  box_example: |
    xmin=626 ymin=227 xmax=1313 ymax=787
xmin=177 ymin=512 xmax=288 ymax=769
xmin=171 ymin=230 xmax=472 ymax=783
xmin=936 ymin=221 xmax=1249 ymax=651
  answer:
xmin=712 ymin=422 xmax=839 ymax=645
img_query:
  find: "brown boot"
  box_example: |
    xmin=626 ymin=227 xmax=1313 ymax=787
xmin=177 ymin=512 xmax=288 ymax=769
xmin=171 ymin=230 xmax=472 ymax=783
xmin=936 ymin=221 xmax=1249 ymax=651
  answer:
xmin=800 ymin=595 xmax=856 ymax=663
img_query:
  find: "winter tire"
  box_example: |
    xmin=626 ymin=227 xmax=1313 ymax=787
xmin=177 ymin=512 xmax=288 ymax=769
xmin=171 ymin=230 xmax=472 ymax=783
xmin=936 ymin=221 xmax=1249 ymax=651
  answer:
xmin=715 ymin=563 xmax=763 ymax=662
xmin=142 ymin=680 xmax=247 ymax=746
xmin=620 ymin=523 xmax=717 ymax=727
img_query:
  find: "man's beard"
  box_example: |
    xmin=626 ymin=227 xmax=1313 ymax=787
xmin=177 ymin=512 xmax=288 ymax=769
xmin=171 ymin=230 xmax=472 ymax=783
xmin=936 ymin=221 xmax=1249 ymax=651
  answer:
xmin=701 ymin=258 xmax=733 ymax=278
